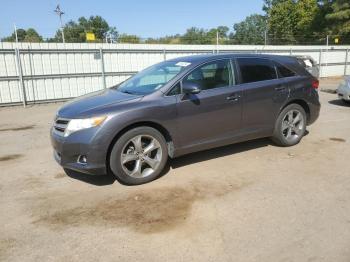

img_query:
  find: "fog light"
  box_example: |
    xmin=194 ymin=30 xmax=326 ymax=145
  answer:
xmin=77 ymin=155 xmax=87 ymax=164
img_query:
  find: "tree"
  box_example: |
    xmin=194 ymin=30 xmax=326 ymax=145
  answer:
xmin=24 ymin=28 xmax=43 ymax=42
xmin=54 ymin=15 xmax=114 ymax=42
xmin=326 ymin=0 xmax=350 ymax=40
xmin=231 ymin=14 xmax=267 ymax=44
xmin=118 ymin=34 xmax=141 ymax=43
xmin=267 ymin=0 xmax=319 ymax=44
xmin=263 ymin=0 xmax=287 ymax=13
xmin=78 ymin=16 xmax=109 ymax=40
xmin=2 ymin=28 xmax=43 ymax=42
xmin=107 ymin=27 xmax=119 ymax=43
xmin=181 ymin=27 xmax=210 ymax=44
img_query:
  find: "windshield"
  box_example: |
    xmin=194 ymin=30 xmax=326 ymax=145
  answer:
xmin=116 ymin=61 xmax=190 ymax=95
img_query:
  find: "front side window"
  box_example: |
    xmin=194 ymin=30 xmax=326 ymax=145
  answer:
xmin=116 ymin=61 xmax=189 ymax=95
xmin=237 ymin=58 xmax=277 ymax=84
xmin=183 ymin=59 xmax=233 ymax=90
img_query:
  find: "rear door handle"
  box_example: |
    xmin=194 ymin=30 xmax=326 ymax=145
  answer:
xmin=226 ymin=94 xmax=241 ymax=101
xmin=275 ymin=85 xmax=287 ymax=91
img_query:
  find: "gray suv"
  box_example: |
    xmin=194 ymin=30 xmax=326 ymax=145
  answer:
xmin=51 ymin=54 xmax=320 ymax=185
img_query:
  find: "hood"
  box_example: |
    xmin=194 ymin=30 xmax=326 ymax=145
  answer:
xmin=57 ymin=88 xmax=143 ymax=118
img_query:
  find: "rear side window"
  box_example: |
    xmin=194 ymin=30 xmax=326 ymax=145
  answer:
xmin=237 ymin=58 xmax=277 ymax=84
xmin=276 ymin=62 xmax=296 ymax=78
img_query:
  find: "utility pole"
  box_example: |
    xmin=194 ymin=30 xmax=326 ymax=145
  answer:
xmin=264 ymin=30 xmax=267 ymax=46
xmin=54 ymin=4 xmax=65 ymax=43
xmin=216 ymin=30 xmax=219 ymax=53
xmin=14 ymin=24 xmax=18 ymax=43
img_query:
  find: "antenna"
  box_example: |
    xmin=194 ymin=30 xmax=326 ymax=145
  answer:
xmin=54 ymin=4 xmax=65 ymax=43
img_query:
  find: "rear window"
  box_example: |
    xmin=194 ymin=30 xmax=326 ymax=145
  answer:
xmin=276 ymin=63 xmax=296 ymax=78
xmin=237 ymin=58 xmax=277 ymax=84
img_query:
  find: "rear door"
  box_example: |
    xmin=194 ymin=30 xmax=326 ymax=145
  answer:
xmin=236 ymin=57 xmax=289 ymax=133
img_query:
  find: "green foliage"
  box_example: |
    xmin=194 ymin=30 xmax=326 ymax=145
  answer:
xmin=267 ymin=0 xmax=320 ymax=44
xmin=326 ymin=0 xmax=350 ymax=38
xmin=118 ymin=34 xmax=141 ymax=44
xmin=2 ymin=28 xmax=43 ymax=42
xmin=231 ymin=14 xmax=267 ymax=44
xmin=53 ymin=15 xmax=116 ymax=43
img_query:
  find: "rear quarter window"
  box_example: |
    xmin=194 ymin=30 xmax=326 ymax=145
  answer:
xmin=275 ymin=62 xmax=296 ymax=78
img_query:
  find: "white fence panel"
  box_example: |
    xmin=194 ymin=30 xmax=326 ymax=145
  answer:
xmin=0 ymin=42 xmax=349 ymax=106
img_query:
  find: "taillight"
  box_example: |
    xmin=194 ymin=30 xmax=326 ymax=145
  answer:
xmin=312 ymin=79 xmax=319 ymax=89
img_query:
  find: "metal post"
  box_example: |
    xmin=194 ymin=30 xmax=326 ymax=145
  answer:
xmin=14 ymin=24 xmax=18 ymax=43
xmin=28 ymin=46 xmax=36 ymax=102
xmin=60 ymin=16 xmax=65 ymax=44
xmin=325 ymin=35 xmax=329 ymax=67
xmin=319 ymin=49 xmax=323 ymax=78
xmin=15 ymin=48 xmax=26 ymax=107
xmin=163 ymin=49 xmax=166 ymax=61
xmin=290 ymin=48 xmax=293 ymax=56
xmin=216 ymin=30 xmax=219 ymax=54
xmin=344 ymin=49 xmax=349 ymax=76
xmin=99 ymin=48 xmax=106 ymax=89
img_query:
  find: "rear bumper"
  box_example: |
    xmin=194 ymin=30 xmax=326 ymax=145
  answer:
xmin=50 ymin=127 xmax=107 ymax=176
xmin=307 ymin=101 xmax=320 ymax=125
xmin=337 ymin=84 xmax=350 ymax=101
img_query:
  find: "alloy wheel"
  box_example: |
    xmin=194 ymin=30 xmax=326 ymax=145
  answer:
xmin=120 ymin=135 xmax=162 ymax=178
xmin=281 ymin=109 xmax=305 ymax=143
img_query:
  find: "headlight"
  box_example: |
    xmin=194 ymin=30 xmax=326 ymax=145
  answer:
xmin=64 ymin=116 xmax=107 ymax=137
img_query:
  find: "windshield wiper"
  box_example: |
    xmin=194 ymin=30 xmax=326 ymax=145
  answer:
xmin=119 ymin=90 xmax=137 ymax=95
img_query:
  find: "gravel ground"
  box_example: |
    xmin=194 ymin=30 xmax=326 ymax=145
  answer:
xmin=0 ymin=79 xmax=350 ymax=262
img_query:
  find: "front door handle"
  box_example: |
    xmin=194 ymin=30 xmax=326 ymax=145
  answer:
xmin=226 ymin=94 xmax=241 ymax=101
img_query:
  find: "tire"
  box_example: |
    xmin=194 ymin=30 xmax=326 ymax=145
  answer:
xmin=109 ymin=126 xmax=168 ymax=185
xmin=271 ymin=104 xmax=307 ymax=147
xmin=343 ymin=99 xmax=350 ymax=104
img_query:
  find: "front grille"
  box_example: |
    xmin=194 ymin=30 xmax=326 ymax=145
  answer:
xmin=53 ymin=117 xmax=69 ymax=136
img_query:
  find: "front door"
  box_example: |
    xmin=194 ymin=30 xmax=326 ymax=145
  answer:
xmin=175 ymin=59 xmax=243 ymax=149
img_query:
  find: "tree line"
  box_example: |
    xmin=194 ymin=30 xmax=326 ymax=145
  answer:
xmin=2 ymin=0 xmax=349 ymax=45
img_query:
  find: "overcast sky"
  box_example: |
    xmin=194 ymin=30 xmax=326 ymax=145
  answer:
xmin=0 ymin=0 xmax=264 ymax=39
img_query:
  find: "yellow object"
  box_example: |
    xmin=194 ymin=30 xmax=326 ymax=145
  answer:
xmin=335 ymin=38 xmax=339 ymax=44
xmin=86 ymin=32 xmax=96 ymax=41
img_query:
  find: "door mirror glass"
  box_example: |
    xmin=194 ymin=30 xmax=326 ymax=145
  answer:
xmin=182 ymin=82 xmax=201 ymax=94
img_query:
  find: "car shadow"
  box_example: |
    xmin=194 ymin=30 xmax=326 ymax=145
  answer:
xmin=63 ymin=138 xmax=277 ymax=186
xmin=64 ymin=168 xmax=116 ymax=186
xmin=328 ymin=99 xmax=350 ymax=107
xmin=169 ymin=138 xmax=272 ymax=169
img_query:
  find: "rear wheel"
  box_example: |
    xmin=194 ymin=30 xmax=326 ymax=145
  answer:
xmin=271 ymin=104 xmax=307 ymax=147
xmin=109 ymin=127 xmax=168 ymax=185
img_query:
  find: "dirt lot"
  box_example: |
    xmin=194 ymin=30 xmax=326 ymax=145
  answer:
xmin=1 ymin=79 xmax=350 ymax=262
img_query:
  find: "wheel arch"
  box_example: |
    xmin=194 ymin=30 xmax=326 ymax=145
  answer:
xmin=281 ymin=99 xmax=310 ymax=123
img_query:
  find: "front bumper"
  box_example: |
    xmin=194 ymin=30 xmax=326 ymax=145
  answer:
xmin=50 ymin=127 xmax=107 ymax=175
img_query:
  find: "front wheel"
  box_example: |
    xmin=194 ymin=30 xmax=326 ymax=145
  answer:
xmin=271 ymin=104 xmax=307 ymax=147
xmin=109 ymin=127 xmax=168 ymax=185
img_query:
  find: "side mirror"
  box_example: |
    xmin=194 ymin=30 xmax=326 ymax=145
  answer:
xmin=182 ymin=82 xmax=201 ymax=95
